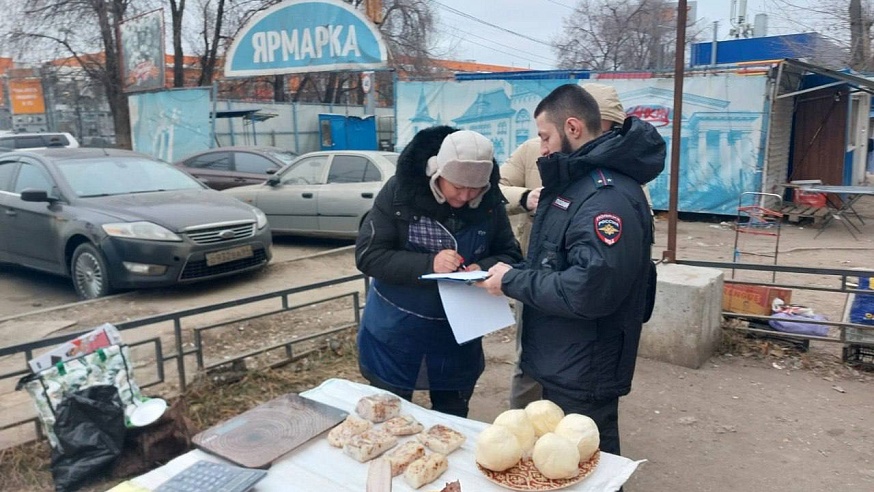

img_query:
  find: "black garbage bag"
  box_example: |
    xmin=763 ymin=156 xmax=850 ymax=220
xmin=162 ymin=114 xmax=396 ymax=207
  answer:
xmin=50 ymin=385 xmax=126 ymax=492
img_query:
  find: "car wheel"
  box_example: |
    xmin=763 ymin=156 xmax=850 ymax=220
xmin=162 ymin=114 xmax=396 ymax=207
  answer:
xmin=71 ymin=243 xmax=113 ymax=300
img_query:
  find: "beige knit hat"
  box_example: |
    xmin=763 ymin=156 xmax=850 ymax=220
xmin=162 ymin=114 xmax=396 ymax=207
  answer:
xmin=427 ymin=130 xmax=494 ymax=207
xmin=582 ymin=83 xmax=626 ymax=125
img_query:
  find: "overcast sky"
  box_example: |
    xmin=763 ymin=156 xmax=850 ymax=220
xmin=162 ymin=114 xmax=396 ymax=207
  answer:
xmin=431 ymin=0 xmax=808 ymax=70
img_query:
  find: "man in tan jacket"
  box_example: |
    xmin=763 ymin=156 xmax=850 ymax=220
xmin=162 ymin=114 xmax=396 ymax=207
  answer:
xmin=499 ymin=82 xmax=636 ymax=409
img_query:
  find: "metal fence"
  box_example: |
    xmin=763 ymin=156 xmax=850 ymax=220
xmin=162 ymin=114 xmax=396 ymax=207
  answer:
xmin=678 ymin=259 xmax=874 ymax=356
xmin=0 ymin=274 xmax=368 ymax=446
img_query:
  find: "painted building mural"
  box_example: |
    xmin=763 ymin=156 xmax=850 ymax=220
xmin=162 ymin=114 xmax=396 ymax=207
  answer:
xmin=129 ymin=88 xmax=212 ymax=163
xmin=397 ymin=75 xmax=768 ymax=215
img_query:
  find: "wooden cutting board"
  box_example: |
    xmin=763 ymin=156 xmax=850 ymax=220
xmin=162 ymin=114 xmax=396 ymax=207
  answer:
xmin=192 ymin=393 xmax=348 ymax=468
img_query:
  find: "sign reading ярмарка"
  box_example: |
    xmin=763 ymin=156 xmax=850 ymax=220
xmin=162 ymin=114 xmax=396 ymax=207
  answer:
xmin=224 ymin=0 xmax=388 ymax=77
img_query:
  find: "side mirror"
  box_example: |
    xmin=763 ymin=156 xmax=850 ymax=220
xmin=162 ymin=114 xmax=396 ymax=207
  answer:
xmin=266 ymin=168 xmax=278 ymax=175
xmin=20 ymin=189 xmax=56 ymax=203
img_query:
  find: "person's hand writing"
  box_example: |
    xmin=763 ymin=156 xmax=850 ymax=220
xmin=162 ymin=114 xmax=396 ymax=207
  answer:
xmin=476 ymin=262 xmax=512 ymax=296
xmin=526 ymin=187 xmax=543 ymax=212
xmin=463 ymin=263 xmax=481 ymax=271
xmin=433 ymin=249 xmax=465 ymax=273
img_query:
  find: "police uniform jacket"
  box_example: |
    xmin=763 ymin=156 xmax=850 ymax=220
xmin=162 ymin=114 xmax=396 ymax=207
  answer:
xmin=501 ymin=117 xmax=665 ymax=402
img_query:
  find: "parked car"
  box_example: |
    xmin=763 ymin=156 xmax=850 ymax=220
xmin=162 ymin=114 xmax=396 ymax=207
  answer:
xmin=0 ymin=148 xmax=272 ymax=299
xmin=223 ymin=150 xmax=398 ymax=239
xmin=174 ymin=146 xmax=299 ymax=190
xmin=0 ymin=132 xmax=80 ymax=150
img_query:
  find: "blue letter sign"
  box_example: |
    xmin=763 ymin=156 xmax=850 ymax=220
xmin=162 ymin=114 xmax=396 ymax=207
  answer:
xmin=224 ymin=0 xmax=388 ymax=77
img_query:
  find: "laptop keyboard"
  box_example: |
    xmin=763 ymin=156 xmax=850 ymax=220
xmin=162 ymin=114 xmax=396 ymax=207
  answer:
xmin=155 ymin=460 xmax=268 ymax=492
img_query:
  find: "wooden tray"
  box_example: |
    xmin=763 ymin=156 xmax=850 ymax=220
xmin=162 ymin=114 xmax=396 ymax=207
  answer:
xmin=193 ymin=393 xmax=347 ymax=468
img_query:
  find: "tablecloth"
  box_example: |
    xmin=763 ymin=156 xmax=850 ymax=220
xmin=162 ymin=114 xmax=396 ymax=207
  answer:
xmin=131 ymin=378 xmax=644 ymax=491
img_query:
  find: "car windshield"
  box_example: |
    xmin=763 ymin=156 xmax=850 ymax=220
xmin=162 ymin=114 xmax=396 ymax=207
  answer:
xmin=265 ymin=150 xmax=298 ymax=165
xmin=57 ymin=156 xmax=204 ymax=198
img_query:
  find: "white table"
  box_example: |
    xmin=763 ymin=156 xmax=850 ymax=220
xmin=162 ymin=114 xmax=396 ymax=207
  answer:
xmin=131 ymin=378 xmax=644 ymax=491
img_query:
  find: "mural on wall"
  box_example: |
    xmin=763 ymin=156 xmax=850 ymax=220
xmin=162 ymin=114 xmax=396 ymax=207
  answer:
xmin=128 ymin=88 xmax=211 ymax=163
xmin=398 ymin=79 xmax=570 ymax=164
xmin=397 ymin=75 xmax=768 ymax=215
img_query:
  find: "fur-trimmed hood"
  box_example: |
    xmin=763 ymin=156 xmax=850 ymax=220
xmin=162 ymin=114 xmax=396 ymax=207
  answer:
xmin=392 ymin=125 xmax=505 ymax=221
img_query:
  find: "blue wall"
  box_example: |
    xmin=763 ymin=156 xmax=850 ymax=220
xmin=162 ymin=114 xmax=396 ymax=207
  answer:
xmin=691 ymin=33 xmax=821 ymax=66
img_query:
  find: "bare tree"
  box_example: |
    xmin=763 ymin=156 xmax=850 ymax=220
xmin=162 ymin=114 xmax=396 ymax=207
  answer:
xmin=846 ymin=0 xmax=872 ymax=69
xmin=554 ymin=0 xmax=700 ymax=71
xmin=768 ymin=0 xmax=874 ymax=70
xmin=168 ymin=0 xmax=187 ymax=87
xmin=7 ymin=0 xmax=136 ymax=149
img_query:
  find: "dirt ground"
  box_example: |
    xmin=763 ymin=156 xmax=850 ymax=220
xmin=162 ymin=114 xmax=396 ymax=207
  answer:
xmin=2 ymin=202 xmax=874 ymax=491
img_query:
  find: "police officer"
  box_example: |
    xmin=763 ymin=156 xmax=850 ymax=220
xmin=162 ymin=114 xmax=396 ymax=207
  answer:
xmin=478 ymin=84 xmax=665 ymax=456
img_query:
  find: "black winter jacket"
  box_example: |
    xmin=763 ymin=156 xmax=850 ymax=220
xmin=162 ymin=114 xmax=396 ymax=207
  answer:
xmin=356 ymin=126 xmax=522 ymax=287
xmin=502 ymin=117 xmax=665 ymax=401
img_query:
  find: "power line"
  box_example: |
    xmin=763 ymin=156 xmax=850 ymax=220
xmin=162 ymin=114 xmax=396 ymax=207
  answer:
xmin=438 ymin=25 xmax=551 ymax=67
xmin=429 ymin=1 xmax=554 ymax=47
xmin=545 ymin=0 xmax=576 ymax=10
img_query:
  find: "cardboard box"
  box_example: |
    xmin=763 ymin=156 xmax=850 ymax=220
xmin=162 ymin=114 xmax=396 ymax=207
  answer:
xmin=722 ymin=284 xmax=792 ymax=315
xmin=28 ymin=323 xmax=122 ymax=373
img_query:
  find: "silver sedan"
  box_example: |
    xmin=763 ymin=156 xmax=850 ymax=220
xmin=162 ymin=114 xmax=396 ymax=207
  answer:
xmin=223 ymin=150 xmax=398 ymax=239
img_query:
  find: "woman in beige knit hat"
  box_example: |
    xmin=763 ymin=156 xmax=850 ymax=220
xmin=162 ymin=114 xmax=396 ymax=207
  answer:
xmin=355 ymin=126 xmax=522 ymax=418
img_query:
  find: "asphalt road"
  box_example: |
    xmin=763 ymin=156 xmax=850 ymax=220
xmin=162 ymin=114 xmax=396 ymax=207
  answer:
xmin=0 ymin=235 xmax=353 ymax=320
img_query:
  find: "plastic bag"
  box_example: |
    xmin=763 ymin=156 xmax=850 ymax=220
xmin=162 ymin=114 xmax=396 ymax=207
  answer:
xmin=16 ymin=344 xmax=142 ymax=449
xmin=51 ymin=385 xmax=126 ymax=492
xmin=769 ymin=312 xmax=829 ymax=337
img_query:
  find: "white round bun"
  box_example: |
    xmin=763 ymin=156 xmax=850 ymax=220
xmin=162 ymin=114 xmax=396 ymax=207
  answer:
xmin=554 ymin=413 xmax=600 ymax=461
xmin=532 ymin=432 xmax=580 ymax=480
xmin=493 ymin=409 xmax=537 ymax=455
xmin=524 ymin=400 xmax=565 ymax=437
xmin=475 ymin=424 xmax=523 ymax=472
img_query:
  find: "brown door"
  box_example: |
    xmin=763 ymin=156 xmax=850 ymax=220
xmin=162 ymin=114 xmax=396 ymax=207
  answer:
xmin=790 ymin=86 xmax=847 ymax=185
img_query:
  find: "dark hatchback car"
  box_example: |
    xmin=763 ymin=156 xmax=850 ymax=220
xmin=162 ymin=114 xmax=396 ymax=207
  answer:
xmin=174 ymin=146 xmax=298 ymax=190
xmin=0 ymin=148 xmax=273 ymax=299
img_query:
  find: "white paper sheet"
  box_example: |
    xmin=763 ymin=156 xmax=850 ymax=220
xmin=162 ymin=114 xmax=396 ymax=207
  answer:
xmin=420 ymin=271 xmax=491 ymax=283
xmin=437 ymin=281 xmax=515 ymax=344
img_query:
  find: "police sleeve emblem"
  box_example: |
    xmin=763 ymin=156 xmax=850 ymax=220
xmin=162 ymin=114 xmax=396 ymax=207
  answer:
xmin=594 ymin=213 xmax=622 ymax=245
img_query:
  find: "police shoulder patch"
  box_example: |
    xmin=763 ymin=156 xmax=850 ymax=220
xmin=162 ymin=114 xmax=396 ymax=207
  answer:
xmin=594 ymin=213 xmax=622 ymax=246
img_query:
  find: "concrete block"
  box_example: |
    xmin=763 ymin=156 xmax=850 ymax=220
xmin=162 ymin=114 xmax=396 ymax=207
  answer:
xmin=639 ymin=263 xmax=724 ymax=369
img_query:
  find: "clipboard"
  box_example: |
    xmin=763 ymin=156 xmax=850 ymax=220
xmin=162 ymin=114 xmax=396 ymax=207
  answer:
xmin=419 ymin=271 xmax=491 ymax=285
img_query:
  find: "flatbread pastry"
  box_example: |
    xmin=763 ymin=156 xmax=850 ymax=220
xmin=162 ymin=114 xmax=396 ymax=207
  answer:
xmin=327 ymin=414 xmax=372 ymax=448
xmin=343 ymin=428 xmax=398 ymax=462
xmin=403 ymin=452 xmax=449 ymax=489
xmin=384 ymin=440 xmax=426 ymax=476
xmin=417 ymin=424 xmax=466 ymax=455
xmin=356 ymin=393 xmax=402 ymax=423
xmin=383 ymin=414 xmax=425 ymax=436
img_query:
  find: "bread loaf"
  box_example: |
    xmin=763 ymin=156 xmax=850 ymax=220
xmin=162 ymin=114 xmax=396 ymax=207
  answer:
xmin=403 ymin=453 xmax=448 ymax=489
xmin=417 ymin=424 xmax=466 ymax=455
xmin=384 ymin=440 xmax=426 ymax=476
xmin=356 ymin=393 xmax=402 ymax=423
xmin=327 ymin=415 xmax=372 ymax=448
xmin=343 ymin=429 xmax=398 ymax=462
xmin=383 ymin=414 xmax=424 ymax=436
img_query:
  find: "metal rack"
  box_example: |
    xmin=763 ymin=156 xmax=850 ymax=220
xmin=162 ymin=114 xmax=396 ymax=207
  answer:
xmin=732 ymin=192 xmax=784 ymax=282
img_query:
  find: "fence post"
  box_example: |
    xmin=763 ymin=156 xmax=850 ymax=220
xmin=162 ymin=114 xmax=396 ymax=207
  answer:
xmin=173 ymin=318 xmax=187 ymax=392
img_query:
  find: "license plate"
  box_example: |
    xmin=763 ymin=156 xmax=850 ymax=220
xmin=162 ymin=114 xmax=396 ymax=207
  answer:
xmin=205 ymin=245 xmax=254 ymax=266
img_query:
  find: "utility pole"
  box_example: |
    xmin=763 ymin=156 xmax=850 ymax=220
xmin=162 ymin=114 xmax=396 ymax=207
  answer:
xmin=363 ymin=0 xmax=383 ymax=115
xmin=663 ymin=0 xmax=687 ymax=263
